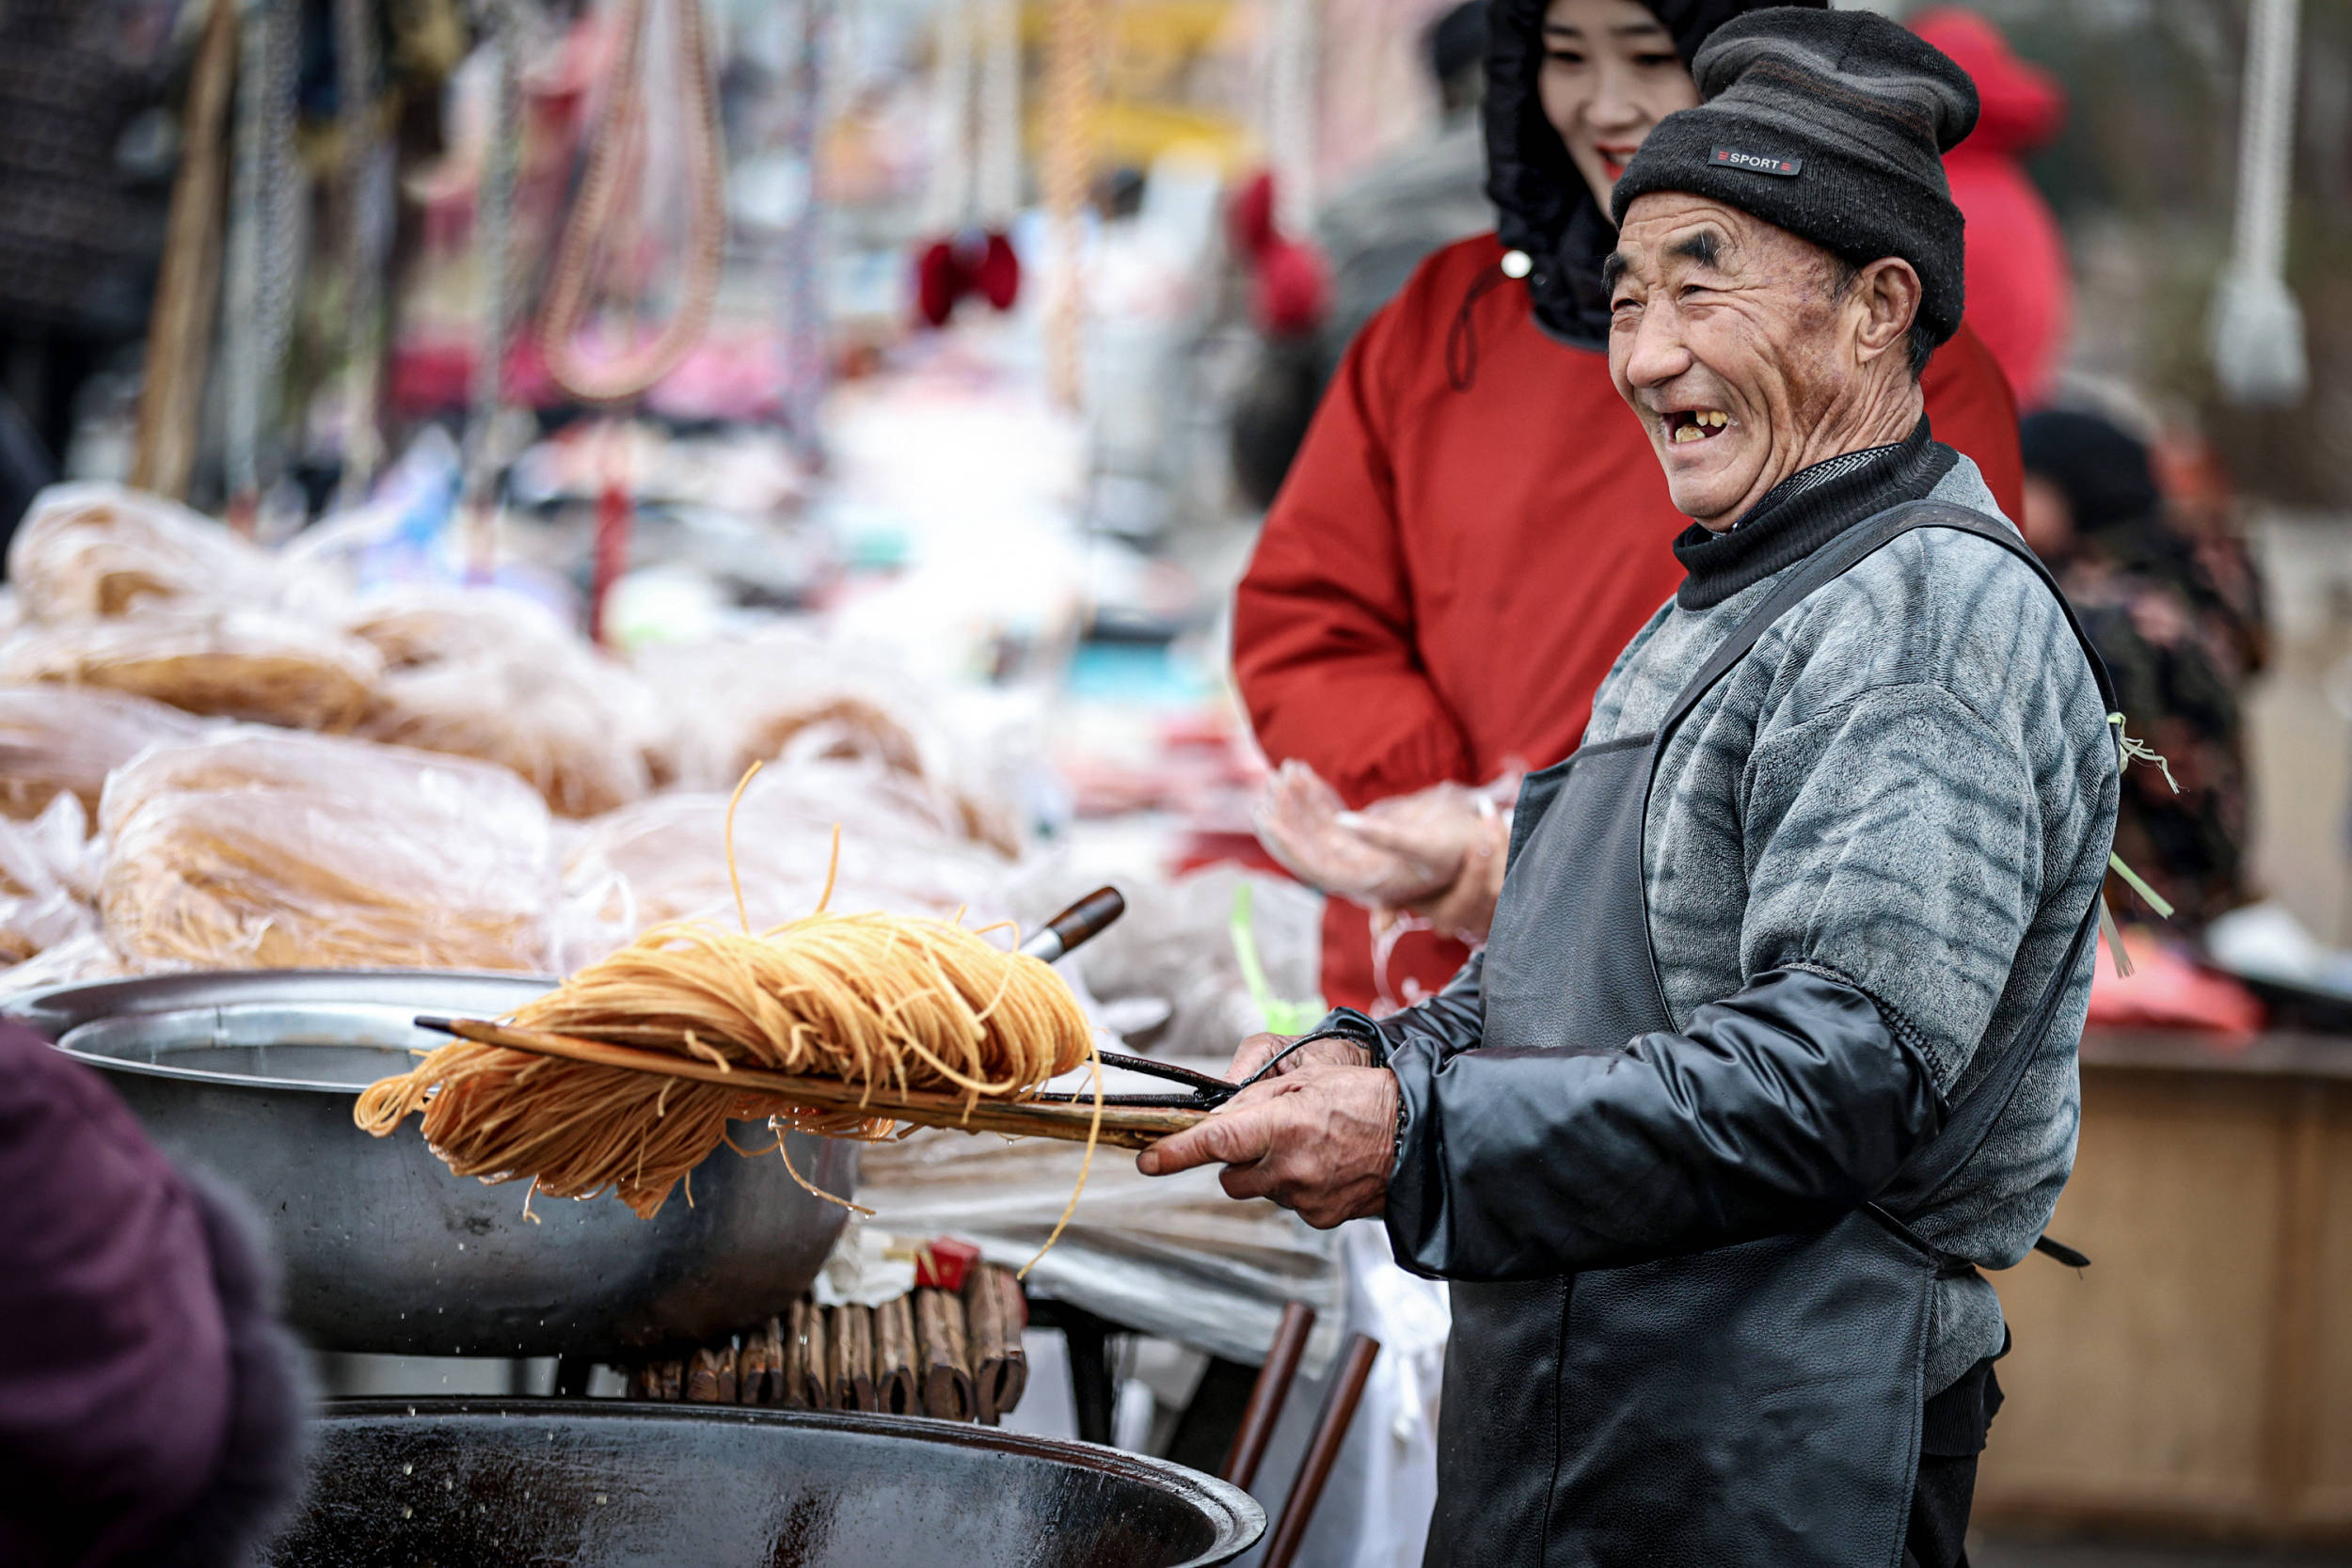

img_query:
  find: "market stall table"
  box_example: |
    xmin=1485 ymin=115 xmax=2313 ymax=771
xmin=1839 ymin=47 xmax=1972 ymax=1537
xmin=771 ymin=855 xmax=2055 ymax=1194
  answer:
xmin=1978 ymin=1026 xmax=2352 ymax=1545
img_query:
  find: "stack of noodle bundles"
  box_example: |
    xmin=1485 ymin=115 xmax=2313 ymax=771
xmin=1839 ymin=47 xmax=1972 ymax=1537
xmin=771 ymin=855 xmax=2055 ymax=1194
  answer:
xmin=556 ymin=756 xmax=1012 ymax=958
xmin=0 ymin=686 xmax=211 ymax=818
xmin=8 ymin=483 xmax=283 ymax=622
xmin=342 ymin=589 xmax=654 ymax=819
xmin=356 ymin=910 xmax=1097 ymax=1218
xmin=0 ymin=794 xmax=99 ymax=964
xmin=0 ymin=610 xmax=383 ymax=731
xmin=100 ymin=729 xmax=557 ymax=973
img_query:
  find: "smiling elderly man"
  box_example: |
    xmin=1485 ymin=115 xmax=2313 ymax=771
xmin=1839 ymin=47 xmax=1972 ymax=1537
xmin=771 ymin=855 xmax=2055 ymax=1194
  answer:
xmin=1144 ymin=10 xmax=2122 ymax=1567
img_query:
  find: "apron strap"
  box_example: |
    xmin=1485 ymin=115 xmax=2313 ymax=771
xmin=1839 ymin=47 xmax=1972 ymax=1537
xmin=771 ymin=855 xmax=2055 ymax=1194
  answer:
xmin=1646 ymin=499 xmax=2120 ymax=1219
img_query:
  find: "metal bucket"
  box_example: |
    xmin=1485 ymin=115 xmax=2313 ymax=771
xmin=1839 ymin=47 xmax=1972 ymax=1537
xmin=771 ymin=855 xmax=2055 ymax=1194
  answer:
xmin=266 ymin=1401 xmax=1263 ymax=1567
xmin=6 ymin=972 xmax=856 ymax=1358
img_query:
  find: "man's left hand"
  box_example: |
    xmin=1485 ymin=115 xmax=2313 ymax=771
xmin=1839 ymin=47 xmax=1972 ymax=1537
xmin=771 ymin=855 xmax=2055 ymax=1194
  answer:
xmin=1136 ymin=1065 xmax=1400 ymax=1228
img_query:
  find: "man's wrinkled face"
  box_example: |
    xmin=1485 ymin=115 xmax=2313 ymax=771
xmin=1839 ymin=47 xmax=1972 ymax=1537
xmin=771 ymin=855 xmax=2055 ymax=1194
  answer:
xmin=1605 ymin=193 xmax=1865 ymax=529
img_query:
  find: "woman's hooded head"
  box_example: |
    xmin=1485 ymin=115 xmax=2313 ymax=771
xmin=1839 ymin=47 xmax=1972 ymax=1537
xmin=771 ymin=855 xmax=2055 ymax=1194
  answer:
xmin=1483 ymin=0 xmax=1825 ymax=346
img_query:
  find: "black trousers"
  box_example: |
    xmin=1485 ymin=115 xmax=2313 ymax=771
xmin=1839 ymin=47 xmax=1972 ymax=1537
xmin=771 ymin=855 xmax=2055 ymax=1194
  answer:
xmin=1902 ymin=1356 xmax=2004 ymax=1568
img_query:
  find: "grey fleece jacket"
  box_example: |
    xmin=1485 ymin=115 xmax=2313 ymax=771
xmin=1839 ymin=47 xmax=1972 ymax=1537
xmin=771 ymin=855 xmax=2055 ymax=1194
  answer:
xmin=1576 ymin=455 xmax=2119 ymax=1389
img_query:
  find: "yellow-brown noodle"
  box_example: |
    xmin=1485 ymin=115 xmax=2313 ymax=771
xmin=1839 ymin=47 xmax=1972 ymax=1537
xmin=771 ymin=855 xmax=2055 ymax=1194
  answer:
xmin=355 ymin=777 xmax=1104 ymax=1274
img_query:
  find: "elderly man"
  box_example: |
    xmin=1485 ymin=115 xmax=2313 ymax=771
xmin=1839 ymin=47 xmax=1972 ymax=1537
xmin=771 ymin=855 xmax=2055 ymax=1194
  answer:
xmin=1145 ymin=10 xmax=2120 ymax=1566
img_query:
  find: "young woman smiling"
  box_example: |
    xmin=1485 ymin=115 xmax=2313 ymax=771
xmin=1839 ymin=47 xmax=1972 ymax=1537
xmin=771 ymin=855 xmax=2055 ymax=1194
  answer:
xmin=1232 ymin=0 xmax=2026 ymax=1016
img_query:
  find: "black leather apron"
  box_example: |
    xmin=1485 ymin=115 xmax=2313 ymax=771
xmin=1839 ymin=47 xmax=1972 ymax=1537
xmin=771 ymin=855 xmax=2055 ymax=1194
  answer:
xmin=1425 ymin=503 xmax=2114 ymax=1568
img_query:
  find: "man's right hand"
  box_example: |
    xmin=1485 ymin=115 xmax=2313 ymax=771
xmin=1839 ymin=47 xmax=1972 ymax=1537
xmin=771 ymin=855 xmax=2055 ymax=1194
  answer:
xmin=1227 ymin=1030 xmax=1375 ymax=1084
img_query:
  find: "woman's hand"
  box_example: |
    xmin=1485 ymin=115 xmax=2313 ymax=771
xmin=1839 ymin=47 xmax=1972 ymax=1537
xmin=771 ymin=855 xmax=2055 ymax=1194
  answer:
xmin=1226 ymin=1030 xmax=1375 ymax=1084
xmin=1391 ymin=810 xmax=1511 ymax=943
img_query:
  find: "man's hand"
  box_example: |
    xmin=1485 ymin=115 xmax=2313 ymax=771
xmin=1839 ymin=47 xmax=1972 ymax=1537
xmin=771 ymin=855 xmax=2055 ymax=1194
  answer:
xmin=1136 ymin=1065 xmax=1399 ymax=1228
xmin=1226 ymin=1030 xmax=1375 ymax=1084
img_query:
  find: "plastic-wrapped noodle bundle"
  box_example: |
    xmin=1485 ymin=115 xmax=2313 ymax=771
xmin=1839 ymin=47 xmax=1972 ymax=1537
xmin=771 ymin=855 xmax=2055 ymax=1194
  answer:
xmin=556 ymin=756 xmax=1013 ymax=958
xmin=342 ymin=588 xmax=655 ymax=818
xmin=0 ymin=610 xmax=383 ymax=732
xmin=0 ymin=686 xmax=212 ymax=818
xmin=8 ymin=483 xmax=283 ymax=623
xmin=100 ymin=730 xmax=557 ymax=973
xmin=0 ymin=794 xmax=99 ymax=964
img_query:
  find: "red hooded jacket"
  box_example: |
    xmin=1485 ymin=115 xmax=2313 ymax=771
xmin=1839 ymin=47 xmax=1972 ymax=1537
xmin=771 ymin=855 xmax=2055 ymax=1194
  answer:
xmin=1912 ymin=8 xmax=2071 ymax=408
xmin=1233 ymin=233 xmax=2025 ymax=1013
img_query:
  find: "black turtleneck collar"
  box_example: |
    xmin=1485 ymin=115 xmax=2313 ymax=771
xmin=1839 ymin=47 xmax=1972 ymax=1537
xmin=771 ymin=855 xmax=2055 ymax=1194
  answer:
xmin=1672 ymin=418 xmax=1957 ymax=610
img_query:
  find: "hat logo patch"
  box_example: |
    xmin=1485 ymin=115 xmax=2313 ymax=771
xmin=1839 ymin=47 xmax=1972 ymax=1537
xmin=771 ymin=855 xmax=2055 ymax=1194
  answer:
xmin=1711 ymin=147 xmax=1801 ymax=177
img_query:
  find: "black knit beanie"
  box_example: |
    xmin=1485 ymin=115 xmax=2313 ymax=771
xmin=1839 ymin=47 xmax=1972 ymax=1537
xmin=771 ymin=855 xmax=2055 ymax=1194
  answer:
xmin=1609 ymin=7 xmax=1979 ymax=344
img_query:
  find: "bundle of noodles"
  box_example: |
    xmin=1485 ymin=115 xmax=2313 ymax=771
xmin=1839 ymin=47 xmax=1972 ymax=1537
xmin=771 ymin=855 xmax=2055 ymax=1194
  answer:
xmin=99 ymin=729 xmax=557 ymax=972
xmin=339 ymin=586 xmax=578 ymax=672
xmin=0 ymin=610 xmax=382 ymax=731
xmin=0 ymin=686 xmax=211 ymax=818
xmin=355 ymin=910 xmax=1096 ymax=1219
xmin=8 ymin=483 xmax=282 ymax=622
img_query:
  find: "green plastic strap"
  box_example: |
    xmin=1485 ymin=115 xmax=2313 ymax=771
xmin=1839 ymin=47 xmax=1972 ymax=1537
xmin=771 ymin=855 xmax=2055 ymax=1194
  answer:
xmin=2108 ymin=851 xmax=2176 ymax=921
xmin=1230 ymin=882 xmax=1324 ymax=1036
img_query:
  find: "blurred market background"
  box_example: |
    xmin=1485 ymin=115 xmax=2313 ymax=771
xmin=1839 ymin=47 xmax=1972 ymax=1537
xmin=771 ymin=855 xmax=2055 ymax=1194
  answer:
xmin=4 ymin=0 xmax=2352 ymax=1561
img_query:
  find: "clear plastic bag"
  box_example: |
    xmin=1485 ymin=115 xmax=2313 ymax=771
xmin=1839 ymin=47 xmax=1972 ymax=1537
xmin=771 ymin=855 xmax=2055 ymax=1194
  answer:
xmin=337 ymin=587 xmax=656 ymax=819
xmin=635 ymin=626 xmax=1021 ymax=853
xmin=0 ymin=685 xmax=213 ymax=818
xmin=1064 ymin=863 xmax=1325 ymax=1057
xmin=1252 ymin=759 xmax=1512 ymax=908
xmin=0 ymin=794 xmax=99 ymax=963
xmin=8 ymin=483 xmax=284 ymax=623
xmin=555 ymin=754 xmax=1016 ymax=963
xmin=100 ymin=729 xmax=558 ymax=973
xmin=0 ymin=610 xmax=383 ymax=732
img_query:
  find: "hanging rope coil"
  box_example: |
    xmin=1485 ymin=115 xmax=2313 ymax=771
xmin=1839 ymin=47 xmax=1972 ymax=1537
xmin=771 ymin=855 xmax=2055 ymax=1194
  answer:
xmin=540 ymin=0 xmax=730 ymax=404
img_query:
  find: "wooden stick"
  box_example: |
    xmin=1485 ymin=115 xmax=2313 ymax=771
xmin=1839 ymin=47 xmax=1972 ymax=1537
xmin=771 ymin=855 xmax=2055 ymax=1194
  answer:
xmin=789 ymin=1297 xmax=831 ymax=1410
xmin=829 ymin=1304 xmax=877 ymax=1412
xmin=739 ymin=1317 xmax=781 ymax=1406
xmin=916 ymin=1287 xmax=978 ymax=1422
xmin=426 ymin=1017 xmax=1206 ymax=1149
xmin=873 ymin=1293 xmax=920 ymax=1416
xmin=687 ymin=1345 xmax=734 ymax=1403
xmin=132 ymin=0 xmax=238 ymax=499
xmin=963 ymin=1263 xmax=1028 ymax=1424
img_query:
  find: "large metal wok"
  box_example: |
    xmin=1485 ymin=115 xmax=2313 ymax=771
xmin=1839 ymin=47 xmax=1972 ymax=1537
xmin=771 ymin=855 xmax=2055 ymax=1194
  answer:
xmin=4 ymin=971 xmax=856 ymax=1358
xmin=266 ymin=1400 xmax=1262 ymax=1567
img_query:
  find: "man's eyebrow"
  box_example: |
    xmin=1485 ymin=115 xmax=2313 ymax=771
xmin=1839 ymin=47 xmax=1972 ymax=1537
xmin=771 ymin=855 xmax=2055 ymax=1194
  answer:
xmin=1669 ymin=229 xmax=1724 ymax=268
xmin=1601 ymin=251 xmax=1630 ymax=293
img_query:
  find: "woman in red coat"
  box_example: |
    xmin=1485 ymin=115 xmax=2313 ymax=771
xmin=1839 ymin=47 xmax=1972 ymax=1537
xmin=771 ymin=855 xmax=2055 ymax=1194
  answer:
xmin=1233 ymin=0 xmax=2025 ymax=1015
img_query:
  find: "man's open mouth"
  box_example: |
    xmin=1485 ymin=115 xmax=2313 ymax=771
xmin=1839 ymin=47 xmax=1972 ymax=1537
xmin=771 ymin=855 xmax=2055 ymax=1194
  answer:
xmin=1666 ymin=409 xmax=1734 ymax=444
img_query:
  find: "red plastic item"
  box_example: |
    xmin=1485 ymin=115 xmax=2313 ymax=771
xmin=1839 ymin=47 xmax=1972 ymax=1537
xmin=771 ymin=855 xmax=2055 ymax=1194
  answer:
xmin=914 ymin=232 xmax=1022 ymax=328
xmin=914 ymin=1236 xmax=981 ymax=1291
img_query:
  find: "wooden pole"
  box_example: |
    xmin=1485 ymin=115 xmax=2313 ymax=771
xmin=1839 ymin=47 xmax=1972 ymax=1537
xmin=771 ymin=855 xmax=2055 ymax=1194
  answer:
xmin=131 ymin=0 xmax=239 ymax=499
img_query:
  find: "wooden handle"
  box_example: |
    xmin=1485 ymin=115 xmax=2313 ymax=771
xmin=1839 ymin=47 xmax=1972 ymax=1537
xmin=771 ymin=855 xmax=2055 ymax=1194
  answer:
xmin=1222 ymin=1301 xmax=1317 ymax=1488
xmin=1020 ymin=886 xmax=1126 ymax=962
xmin=421 ymin=1016 xmax=1206 ymax=1150
xmin=1262 ymin=1334 xmax=1382 ymax=1568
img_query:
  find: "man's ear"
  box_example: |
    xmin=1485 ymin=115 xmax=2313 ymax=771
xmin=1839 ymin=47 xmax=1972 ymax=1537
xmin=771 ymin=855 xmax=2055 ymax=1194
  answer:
xmin=1848 ymin=258 xmax=1922 ymax=366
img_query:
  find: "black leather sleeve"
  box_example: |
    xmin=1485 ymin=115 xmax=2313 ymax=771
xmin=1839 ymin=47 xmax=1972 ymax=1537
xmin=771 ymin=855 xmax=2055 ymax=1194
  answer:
xmin=1383 ymin=965 xmax=1943 ymax=1280
xmin=1310 ymin=953 xmax=1487 ymax=1067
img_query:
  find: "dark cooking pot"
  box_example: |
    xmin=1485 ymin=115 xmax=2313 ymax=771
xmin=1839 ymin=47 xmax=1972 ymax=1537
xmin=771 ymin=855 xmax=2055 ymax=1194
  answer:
xmin=5 ymin=972 xmax=856 ymax=1357
xmin=266 ymin=1400 xmax=1263 ymax=1567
